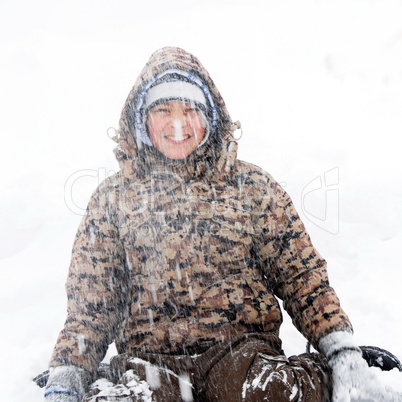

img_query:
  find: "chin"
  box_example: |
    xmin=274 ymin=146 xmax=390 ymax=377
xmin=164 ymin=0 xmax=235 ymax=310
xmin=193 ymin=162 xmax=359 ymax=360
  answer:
xmin=163 ymin=148 xmax=194 ymax=160
xmin=167 ymin=153 xmax=189 ymax=160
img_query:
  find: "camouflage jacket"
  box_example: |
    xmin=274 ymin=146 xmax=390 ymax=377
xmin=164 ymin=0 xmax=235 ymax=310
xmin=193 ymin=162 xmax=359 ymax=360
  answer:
xmin=50 ymin=47 xmax=352 ymax=376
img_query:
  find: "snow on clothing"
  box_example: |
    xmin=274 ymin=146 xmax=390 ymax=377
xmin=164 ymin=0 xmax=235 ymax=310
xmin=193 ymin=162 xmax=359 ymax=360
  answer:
xmin=84 ymin=333 xmax=332 ymax=401
xmin=49 ymin=47 xmax=352 ymax=398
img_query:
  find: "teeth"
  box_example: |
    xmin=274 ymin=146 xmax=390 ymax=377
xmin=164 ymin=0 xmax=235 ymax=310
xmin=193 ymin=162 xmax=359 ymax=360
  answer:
xmin=168 ymin=137 xmax=188 ymax=142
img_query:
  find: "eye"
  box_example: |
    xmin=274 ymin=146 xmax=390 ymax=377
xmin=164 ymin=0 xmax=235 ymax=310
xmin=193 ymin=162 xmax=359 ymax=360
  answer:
xmin=153 ymin=106 xmax=170 ymax=114
xmin=185 ymin=106 xmax=200 ymax=114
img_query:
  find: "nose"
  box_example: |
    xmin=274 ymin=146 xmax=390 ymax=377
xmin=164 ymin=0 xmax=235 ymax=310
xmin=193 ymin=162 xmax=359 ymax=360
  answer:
xmin=169 ymin=108 xmax=188 ymax=130
xmin=170 ymin=107 xmax=186 ymax=122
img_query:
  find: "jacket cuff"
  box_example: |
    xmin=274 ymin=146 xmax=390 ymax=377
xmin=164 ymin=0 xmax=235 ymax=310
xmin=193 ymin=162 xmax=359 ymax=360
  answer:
xmin=318 ymin=330 xmax=361 ymax=360
xmin=46 ymin=365 xmax=91 ymax=400
xmin=44 ymin=385 xmax=80 ymax=398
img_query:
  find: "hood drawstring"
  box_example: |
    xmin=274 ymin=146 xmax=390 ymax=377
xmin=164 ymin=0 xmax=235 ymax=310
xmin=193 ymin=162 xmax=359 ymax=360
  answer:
xmin=107 ymin=127 xmax=121 ymax=143
xmin=231 ymin=121 xmax=243 ymax=141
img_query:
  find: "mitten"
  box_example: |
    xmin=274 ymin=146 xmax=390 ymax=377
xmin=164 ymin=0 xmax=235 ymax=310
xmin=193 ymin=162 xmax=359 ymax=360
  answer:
xmin=44 ymin=365 xmax=91 ymax=402
xmin=319 ymin=331 xmax=402 ymax=402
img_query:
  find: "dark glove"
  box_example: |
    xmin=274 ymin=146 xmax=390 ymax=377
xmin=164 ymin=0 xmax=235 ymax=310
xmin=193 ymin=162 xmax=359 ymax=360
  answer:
xmin=319 ymin=331 xmax=402 ymax=401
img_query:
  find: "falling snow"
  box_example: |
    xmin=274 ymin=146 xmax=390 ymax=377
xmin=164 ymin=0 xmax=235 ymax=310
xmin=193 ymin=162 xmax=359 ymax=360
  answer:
xmin=1 ymin=0 xmax=402 ymax=400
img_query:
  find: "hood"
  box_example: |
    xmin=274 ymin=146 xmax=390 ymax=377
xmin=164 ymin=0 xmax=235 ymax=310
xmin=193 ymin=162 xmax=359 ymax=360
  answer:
xmin=114 ymin=47 xmax=240 ymax=181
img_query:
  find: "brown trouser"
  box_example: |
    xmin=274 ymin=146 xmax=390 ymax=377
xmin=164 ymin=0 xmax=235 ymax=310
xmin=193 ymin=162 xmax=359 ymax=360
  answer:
xmin=84 ymin=333 xmax=332 ymax=402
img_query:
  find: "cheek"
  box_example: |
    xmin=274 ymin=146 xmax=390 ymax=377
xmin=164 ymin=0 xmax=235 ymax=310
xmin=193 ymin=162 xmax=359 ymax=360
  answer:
xmin=189 ymin=115 xmax=206 ymax=139
xmin=147 ymin=117 xmax=165 ymax=142
xmin=194 ymin=126 xmax=205 ymax=143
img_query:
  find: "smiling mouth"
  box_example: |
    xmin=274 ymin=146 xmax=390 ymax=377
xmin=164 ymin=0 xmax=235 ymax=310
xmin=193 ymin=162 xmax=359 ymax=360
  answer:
xmin=164 ymin=134 xmax=192 ymax=144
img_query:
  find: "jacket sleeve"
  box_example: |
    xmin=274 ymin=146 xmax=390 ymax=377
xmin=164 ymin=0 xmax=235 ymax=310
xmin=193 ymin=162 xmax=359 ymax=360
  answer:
xmin=49 ymin=179 xmax=128 ymax=377
xmin=256 ymin=175 xmax=353 ymax=349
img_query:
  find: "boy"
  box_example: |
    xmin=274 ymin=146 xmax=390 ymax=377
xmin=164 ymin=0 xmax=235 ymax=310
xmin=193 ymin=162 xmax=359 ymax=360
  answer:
xmin=45 ymin=47 xmax=400 ymax=401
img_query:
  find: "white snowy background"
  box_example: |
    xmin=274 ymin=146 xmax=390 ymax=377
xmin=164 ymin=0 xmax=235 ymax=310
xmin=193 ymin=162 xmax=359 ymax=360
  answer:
xmin=1 ymin=0 xmax=401 ymax=400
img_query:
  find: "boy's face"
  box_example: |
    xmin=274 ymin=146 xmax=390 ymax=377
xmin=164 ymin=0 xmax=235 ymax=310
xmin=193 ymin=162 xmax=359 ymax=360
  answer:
xmin=146 ymin=100 xmax=206 ymax=160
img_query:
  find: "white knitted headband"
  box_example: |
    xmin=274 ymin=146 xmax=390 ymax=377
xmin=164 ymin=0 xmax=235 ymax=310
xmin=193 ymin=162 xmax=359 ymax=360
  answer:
xmin=134 ymin=69 xmax=218 ymax=148
xmin=144 ymin=80 xmax=207 ymax=110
